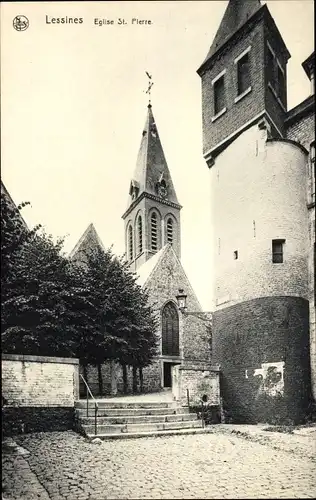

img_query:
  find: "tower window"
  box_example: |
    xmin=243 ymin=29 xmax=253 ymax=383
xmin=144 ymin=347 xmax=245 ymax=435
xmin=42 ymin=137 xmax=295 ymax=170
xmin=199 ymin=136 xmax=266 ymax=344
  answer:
xmin=137 ymin=216 xmax=143 ymax=254
xmin=128 ymin=225 xmax=133 ymax=261
xmin=272 ymin=239 xmax=285 ymax=263
xmin=167 ymin=218 xmax=174 ymax=244
xmin=277 ymin=65 xmax=286 ymax=106
xmin=214 ymin=75 xmax=225 ymax=115
xmin=151 ymin=212 xmax=158 ymax=251
xmin=237 ymin=53 xmax=250 ymax=95
xmin=267 ymin=46 xmax=276 ymax=89
xmin=233 ymin=250 xmax=238 ymax=260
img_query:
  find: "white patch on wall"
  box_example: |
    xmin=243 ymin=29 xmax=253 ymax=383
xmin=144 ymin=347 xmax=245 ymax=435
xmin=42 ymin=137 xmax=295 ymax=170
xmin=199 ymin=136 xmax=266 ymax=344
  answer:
xmin=253 ymin=361 xmax=284 ymax=397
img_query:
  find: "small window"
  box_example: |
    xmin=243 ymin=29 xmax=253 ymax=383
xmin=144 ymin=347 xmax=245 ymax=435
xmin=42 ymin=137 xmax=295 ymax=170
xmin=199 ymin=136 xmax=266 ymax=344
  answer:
xmin=237 ymin=53 xmax=250 ymax=95
xmin=272 ymin=239 xmax=285 ymax=263
xmin=267 ymin=46 xmax=275 ymax=88
xmin=151 ymin=212 xmax=158 ymax=251
xmin=233 ymin=250 xmax=238 ymax=260
xmin=214 ymin=76 xmax=225 ymax=115
xmin=277 ymin=65 xmax=286 ymax=106
xmin=128 ymin=225 xmax=133 ymax=261
xmin=167 ymin=218 xmax=173 ymax=244
xmin=137 ymin=216 xmax=143 ymax=254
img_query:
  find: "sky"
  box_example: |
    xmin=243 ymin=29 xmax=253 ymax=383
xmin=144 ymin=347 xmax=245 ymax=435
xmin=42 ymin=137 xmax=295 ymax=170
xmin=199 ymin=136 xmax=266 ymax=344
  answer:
xmin=1 ymin=0 xmax=314 ymax=310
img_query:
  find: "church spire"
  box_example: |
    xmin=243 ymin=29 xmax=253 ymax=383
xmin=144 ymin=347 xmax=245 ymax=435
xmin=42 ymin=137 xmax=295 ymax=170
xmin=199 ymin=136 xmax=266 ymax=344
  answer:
xmin=122 ymin=103 xmax=182 ymax=271
xmin=126 ymin=104 xmax=180 ymax=210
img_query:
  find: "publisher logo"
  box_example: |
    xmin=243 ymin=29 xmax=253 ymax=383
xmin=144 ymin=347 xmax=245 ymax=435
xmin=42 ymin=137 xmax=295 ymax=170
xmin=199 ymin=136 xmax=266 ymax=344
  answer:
xmin=13 ymin=15 xmax=29 ymax=31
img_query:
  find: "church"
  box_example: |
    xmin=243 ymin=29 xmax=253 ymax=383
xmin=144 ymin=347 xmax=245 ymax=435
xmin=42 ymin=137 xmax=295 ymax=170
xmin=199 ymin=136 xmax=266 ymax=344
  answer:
xmin=2 ymin=0 xmax=314 ymax=424
xmin=70 ymin=103 xmax=214 ymax=398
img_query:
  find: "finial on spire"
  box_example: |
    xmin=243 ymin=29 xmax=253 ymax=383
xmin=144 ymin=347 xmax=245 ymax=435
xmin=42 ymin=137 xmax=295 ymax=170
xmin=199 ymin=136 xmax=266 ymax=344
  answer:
xmin=145 ymin=71 xmax=154 ymax=106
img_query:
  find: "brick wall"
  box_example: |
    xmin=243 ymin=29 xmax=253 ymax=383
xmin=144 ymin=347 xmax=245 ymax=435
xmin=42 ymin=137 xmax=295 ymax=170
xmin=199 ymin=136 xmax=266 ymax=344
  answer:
xmin=2 ymin=354 xmax=79 ymax=434
xmin=200 ymin=21 xmax=266 ymax=156
xmin=212 ymin=296 xmax=311 ymax=424
xmin=286 ymin=109 xmax=315 ymax=399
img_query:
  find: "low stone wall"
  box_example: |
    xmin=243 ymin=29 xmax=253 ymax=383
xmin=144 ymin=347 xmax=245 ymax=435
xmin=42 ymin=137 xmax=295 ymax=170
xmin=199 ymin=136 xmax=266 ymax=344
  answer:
xmin=173 ymin=362 xmax=221 ymax=407
xmin=2 ymin=354 xmax=79 ymax=435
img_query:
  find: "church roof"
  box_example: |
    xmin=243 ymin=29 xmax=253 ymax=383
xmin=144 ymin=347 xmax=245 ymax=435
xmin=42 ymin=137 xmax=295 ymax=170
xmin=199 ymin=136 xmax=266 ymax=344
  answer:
xmin=199 ymin=0 xmax=262 ymax=70
xmin=69 ymin=223 xmax=105 ymax=263
xmin=1 ymin=181 xmax=28 ymax=229
xmin=127 ymin=105 xmax=180 ymax=210
xmin=136 ymin=245 xmax=166 ymax=287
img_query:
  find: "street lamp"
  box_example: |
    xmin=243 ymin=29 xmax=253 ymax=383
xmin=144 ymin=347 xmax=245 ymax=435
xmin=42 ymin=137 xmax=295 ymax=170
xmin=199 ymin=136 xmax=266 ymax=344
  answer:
xmin=176 ymin=288 xmax=188 ymax=312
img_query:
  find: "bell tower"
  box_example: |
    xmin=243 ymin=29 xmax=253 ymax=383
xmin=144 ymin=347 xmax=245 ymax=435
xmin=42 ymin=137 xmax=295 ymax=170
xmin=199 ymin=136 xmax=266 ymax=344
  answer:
xmin=197 ymin=0 xmax=290 ymax=166
xmin=122 ymin=104 xmax=182 ymax=271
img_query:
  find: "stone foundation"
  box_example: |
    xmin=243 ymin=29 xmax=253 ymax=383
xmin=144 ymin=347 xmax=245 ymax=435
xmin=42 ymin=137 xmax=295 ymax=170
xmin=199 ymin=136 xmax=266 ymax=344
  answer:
xmin=172 ymin=362 xmax=221 ymax=407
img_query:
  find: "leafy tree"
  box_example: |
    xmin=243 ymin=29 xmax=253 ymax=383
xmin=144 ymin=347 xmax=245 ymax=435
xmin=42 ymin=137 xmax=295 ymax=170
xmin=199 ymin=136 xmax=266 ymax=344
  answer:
xmin=1 ymin=192 xmax=95 ymax=355
xmin=81 ymin=247 xmax=159 ymax=393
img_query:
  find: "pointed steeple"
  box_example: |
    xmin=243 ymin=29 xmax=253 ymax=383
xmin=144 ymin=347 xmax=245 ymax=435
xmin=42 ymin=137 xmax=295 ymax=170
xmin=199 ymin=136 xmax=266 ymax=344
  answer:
xmin=199 ymin=0 xmax=262 ymax=71
xmin=69 ymin=223 xmax=105 ymax=265
xmin=127 ymin=105 xmax=180 ymax=209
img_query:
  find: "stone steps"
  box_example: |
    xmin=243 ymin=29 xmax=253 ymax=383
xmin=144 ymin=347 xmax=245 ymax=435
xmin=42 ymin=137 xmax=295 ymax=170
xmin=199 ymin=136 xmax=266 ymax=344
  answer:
xmin=79 ymin=412 xmax=195 ymax=425
xmin=83 ymin=419 xmax=203 ymax=435
xmin=76 ymin=406 xmax=189 ymax=417
xmin=87 ymin=427 xmax=208 ymax=440
xmin=75 ymin=399 xmax=202 ymax=439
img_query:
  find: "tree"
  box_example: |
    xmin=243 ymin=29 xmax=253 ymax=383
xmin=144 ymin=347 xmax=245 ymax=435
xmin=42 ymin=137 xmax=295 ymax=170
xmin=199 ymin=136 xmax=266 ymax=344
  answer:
xmin=1 ymin=192 xmax=95 ymax=356
xmin=81 ymin=247 xmax=159 ymax=393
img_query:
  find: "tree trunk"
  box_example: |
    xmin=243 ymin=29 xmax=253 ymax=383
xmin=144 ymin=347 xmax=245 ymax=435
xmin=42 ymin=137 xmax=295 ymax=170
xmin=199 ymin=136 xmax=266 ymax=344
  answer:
xmin=122 ymin=364 xmax=128 ymax=394
xmin=132 ymin=366 xmax=137 ymax=393
xmin=139 ymin=367 xmax=143 ymax=393
xmin=97 ymin=363 xmax=103 ymax=396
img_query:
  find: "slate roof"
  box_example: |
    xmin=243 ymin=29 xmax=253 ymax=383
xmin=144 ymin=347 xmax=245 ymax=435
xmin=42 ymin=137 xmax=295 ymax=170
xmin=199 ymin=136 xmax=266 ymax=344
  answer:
xmin=126 ymin=105 xmax=180 ymax=210
xmin=69 ymin=223 xmax=105 ymax=262
xmin=199 ymin=0 xmax=262 ymax=70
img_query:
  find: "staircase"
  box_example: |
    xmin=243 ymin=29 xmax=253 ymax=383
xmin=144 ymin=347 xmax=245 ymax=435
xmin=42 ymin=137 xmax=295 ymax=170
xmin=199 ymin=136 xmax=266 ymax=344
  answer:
xmin=75 ymin=399 xmax=205 ymax=439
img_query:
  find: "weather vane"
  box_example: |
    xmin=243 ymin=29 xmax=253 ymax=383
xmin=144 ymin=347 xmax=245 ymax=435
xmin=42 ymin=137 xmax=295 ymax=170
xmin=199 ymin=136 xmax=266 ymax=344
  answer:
xmin=145 ymin=71 xmax=154 ymax=105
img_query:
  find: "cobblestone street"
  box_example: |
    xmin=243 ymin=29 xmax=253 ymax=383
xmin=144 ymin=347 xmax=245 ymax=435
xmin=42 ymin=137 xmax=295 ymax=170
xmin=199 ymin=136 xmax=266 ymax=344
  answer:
xmin=2 ymin=426 xmax=316 ymax=499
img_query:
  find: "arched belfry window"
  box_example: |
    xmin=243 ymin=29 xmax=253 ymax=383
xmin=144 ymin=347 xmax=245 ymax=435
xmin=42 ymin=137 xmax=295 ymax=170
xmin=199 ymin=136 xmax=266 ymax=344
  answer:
xmin=162 ymin=302 xmax=179 ymax=356
xmin=151 ymin=212 xmax=158 ymax=251
xmin=167 ymin=218 xmax=174 ymax=244
xmin=137 ymin=216 xmax=143 ymax=254
xmin=128 ymin=225 xmax=133 ymax=261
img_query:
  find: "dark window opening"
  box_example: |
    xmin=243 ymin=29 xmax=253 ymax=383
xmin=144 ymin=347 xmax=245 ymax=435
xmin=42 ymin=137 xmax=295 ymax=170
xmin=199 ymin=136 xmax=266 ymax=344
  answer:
xmin=137 ymin=216 xmax=143 ymax=254
xmin=267 ymin=47 xmax=275 ymax=88
xmin=162 ymin=302 xmax=179 ymax=356
xmin=167 ymin=218 xmax=173 ymax=244
xmin=151 ymin=212 xmax=158 ymax=251
xmin=233 ymin=250 xmax=238 ymax=260
xmin=237 ymin=53 xmax=250 ymax=95
xmin=277 ymin=65 xmax=286 ymax=106
xmin=214 ymin=76 xmax=225 ymax=115
xmin=272 ymin=239 xmax=285 ymax=263
xmin=128 ymin=225 xmax=133 ymax=261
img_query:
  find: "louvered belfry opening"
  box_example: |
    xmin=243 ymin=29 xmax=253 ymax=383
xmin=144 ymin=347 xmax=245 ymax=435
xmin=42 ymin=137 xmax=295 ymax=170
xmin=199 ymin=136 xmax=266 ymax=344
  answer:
xmin=128 ymin=225 xmax=133 ymax=261
xmin=137 ymin=216 xmax=143 ymax=254
xmin=167 ymin=218 xmax=173 ymax=244
xmin=151 ymin=212 xmax=158 ymax=251
xmin=162 ymin=302 xmax=179 ymax=356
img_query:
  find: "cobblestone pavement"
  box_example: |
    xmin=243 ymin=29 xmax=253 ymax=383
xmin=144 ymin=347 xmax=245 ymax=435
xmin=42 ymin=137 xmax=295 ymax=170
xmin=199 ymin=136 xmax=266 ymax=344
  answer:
xmin=2 ymin=427 xmax=316 ymax=500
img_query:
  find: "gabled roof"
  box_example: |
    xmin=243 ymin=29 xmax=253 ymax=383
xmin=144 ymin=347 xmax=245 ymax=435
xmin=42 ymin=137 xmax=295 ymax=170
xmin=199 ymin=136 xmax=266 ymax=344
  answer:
xmin=1 ymin=181 xmax=28 ymax=229
xmin=69 ymin=223 xmax=105 ymax=263
xmin=126 ymin=105 xmax=180 ymax=210
xmin=302 ymin=52 xmax=315 ymax=80
xmin=199 ymin=0 xmax=262 ymax=71
xmin=136 ymin=246 xmax=166 ymax=287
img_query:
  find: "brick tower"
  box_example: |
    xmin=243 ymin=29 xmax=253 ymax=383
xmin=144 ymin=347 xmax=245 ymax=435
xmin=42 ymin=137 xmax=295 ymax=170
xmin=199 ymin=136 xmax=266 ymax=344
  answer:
xmin=198 ymin=0 xmax=312 ymax=423
xmin=122 ymin=104 xmax=182 ymax=272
